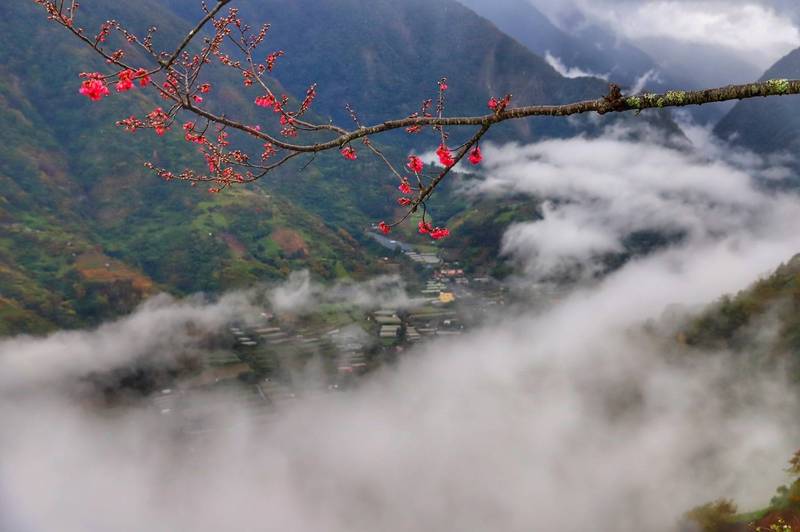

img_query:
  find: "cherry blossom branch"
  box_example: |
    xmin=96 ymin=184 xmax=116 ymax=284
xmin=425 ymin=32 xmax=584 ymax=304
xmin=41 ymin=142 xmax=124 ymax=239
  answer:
xmin=109 ymin=73 xmax=800 ymax=158
xmin=159 ymin=0 xmax=233 ymax=71
xmin=30 ymin=0 xmax=800 ymax=239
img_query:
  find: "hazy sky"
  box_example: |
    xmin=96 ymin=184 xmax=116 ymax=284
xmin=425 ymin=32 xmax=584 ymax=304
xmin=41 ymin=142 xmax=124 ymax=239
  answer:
xmin=530 ymin=0 xmax=800 ymax=72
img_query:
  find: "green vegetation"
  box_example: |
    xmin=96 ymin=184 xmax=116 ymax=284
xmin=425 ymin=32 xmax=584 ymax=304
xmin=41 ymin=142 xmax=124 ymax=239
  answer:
xmin=682 ymin=254 xmax=800 ymax=377
xmin=201 ymin=0 xmax=610 ymax=138
xmin=0 ymin=0 xmax=685 ymax=335
xmin=685 ymin=499 xmax=738 ymax=531
xmin=0 ymin=1 xmax=383 ymax=334
xmin=436 ymin=197 xmax=542 ymax=276
xmin=686 ymin=451 xmax=800 ymax=532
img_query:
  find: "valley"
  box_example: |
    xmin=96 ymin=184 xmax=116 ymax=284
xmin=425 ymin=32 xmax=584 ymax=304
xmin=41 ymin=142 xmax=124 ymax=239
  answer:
xmin=5 ymin=1 xmax=800 ymax=531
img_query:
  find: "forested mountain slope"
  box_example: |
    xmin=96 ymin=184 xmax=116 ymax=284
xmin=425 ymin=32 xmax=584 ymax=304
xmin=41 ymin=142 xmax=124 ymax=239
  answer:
xmin=162 ymin=0 xmax=633 ymax=141
xmin=681 ymin=254 xmax=800 ymax=378
xmin=454 ymin=0 xmax=727 ymax=124
xmin=0 ymin=0 xmax=685 ymax=334
xmin=456 ymin=0 xmax=657 ymax=87
xmin=715 ymin=47 xmax=800 ymax=158
xmin=0 ymin=1 xmax=378 ymax=334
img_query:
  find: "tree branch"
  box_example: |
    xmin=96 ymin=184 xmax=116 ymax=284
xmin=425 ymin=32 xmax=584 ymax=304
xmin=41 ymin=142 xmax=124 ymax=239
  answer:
xmin=31 ymin=0 xmax=800 ymax=237
xmin=183 ymin=80 xmax=800 ymax=154
xmin=159 ymin=0 xmax=232 ymax=71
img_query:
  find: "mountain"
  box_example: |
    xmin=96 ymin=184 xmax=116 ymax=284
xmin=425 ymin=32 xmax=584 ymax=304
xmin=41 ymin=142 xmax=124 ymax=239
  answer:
xmin=0 ymin=0 xmax=686 ymax=334
xmin=163 ymin=0 xmax=613 ymax=143
xmin=714 ymin=47 xmax=800 ymax=157
xmin=454 ymin=0 xmax=732 ymax=124
xmin=679 ymin=253 xmax=800 ymax=378
xmin=0 ymin=1 xmax=381 ymax=334
xmin=455 ymin=0 xmax=654 ymax=87
xmin=633 ymin=37 xmax=763 ymax=89
xmin=157 ymin=0 xmax=683 ymax=232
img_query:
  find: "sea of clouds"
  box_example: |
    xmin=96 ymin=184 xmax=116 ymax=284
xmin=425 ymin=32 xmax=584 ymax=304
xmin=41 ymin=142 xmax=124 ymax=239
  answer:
xmin=2 ymin=121 xmax=800 ymax=531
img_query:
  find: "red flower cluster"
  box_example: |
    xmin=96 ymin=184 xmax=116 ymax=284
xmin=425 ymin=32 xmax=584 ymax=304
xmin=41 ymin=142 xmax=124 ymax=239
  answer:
xmin=79 ymin=74 xmax=110 ymax=101
xmin=117 ymin=115 xmax=143 ymax=133
xmin=161 ymin=74 xmax=179 ymax=99
xmin=266 ymin=50 xmax=285 ymax=71
xmin=407 ymin=155 xmax=424 ymax=173
xmin=254 ymin=92 xmax=295 ymax=135
xmin=300 ymin=84 xmax=317 ymax=114
xmin=95 ymin=22 xmax=111 ymax=43
xmin=468 ymin=145 xmax=482 ymax=165
xmin=147 ymin=107 xmax=170 ymax=136
xmin=116 ymin=70 xmax=135 ymax=92
xmin=70 ymin=15 xmax=470 ymax=239
xmin=340 ymin=146 xmax=357 ymax=160
xmin=182 ymin=121 xmax=205 ymax=144
xmin=430 ymin=227 xmax=450 ymax=240
xmin=261 ymin=142 xmax=276 ymax=160
xmin=405 ymin=99 xmax=432 ymax=134
xmin=206 ymin=154 xmax=217 ymax=173
xmin=255 ymin=94 xmax=276 ymax=108
xmin=417 ymin=221 xmax=450 ymax=240
xmin=136 ymin=69 xmax=151 ymax=87
xmin=255 ymin=93 xmax=290 ymax=115
xmin=436 ymin=144 xmax=454 ymax=167
xmin=488 ymin=94 xmax=512 ymax=112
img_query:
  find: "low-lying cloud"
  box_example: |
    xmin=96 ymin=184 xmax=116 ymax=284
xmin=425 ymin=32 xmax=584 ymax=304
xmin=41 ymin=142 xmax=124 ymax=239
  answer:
xmin=2 ymin=255 xmax=799 ymax=531
xmin=630 ymin=68 xmax=661 ymax=94
xmin=3 ymin=123 xmax=800 ymax=531
xmin=270 ymin=270 xmax=422 ymax=313
xmin=0 ymin=291 xmax=256 ymax=391
xmin=531 ymin=0 xmax=800 ymax=71
xmin=544 ymin=51 xmax=609 ymax=80
xmin=461 ymin=122 xmax=799 ymax=280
